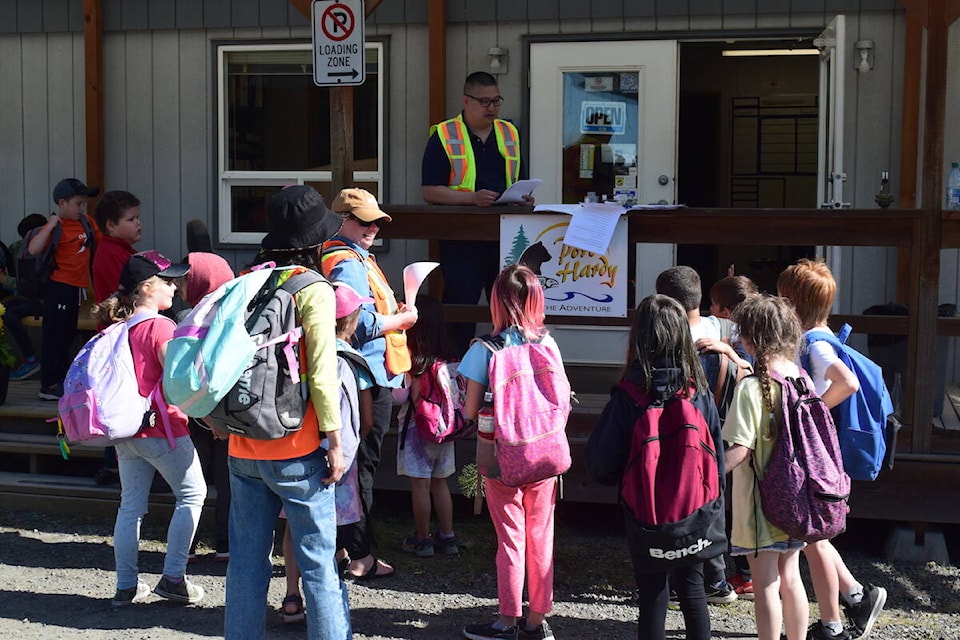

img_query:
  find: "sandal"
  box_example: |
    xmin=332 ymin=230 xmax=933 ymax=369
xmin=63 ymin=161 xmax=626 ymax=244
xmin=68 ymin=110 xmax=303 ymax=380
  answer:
xmin=280 ymin=594 xmax=305 ymax=623
xmin=346 ymin=556 xmax=395 ymax=581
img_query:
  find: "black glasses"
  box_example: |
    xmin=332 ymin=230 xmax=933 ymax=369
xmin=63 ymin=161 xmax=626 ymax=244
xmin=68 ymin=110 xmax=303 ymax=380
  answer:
xmin=465 ymin=94 xmax=504 ymax=109
xmin=349 ymin=214 xmax=380 ymax=227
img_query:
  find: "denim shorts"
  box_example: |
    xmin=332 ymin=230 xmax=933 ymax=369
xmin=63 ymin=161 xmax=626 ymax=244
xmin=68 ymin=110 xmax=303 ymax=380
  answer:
xmin=731 ymin=539 xmax=805 ymax=555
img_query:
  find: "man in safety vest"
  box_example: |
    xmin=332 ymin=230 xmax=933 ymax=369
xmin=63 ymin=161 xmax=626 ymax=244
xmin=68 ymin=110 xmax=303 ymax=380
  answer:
xmin=421 ymin=71 xmax=534 ymax=354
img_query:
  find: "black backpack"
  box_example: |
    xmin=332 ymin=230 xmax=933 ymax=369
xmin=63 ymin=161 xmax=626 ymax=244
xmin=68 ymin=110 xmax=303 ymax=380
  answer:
xmin=17 ymin=215 xmax=96 ymax=300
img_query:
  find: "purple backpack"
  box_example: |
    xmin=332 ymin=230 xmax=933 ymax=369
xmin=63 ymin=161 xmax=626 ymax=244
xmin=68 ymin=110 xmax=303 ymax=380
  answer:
xmin=757 ymin=369 xmax=850 ymax=543
xmin=478 ymin=333 xmax=572 ymax=487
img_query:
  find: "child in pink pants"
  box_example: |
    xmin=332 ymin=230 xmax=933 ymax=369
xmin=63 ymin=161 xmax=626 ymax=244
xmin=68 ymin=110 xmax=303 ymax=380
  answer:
xmin=458 ymin=264 xmax=562 ymax=640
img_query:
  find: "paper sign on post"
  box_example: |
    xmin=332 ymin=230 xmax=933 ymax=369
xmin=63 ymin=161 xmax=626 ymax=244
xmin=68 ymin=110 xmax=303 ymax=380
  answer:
xmin=402 ymin=261 xmax=439 ymax=305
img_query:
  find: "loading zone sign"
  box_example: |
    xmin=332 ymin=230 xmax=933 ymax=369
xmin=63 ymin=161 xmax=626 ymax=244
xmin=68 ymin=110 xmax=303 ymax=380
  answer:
xmin=312 ymin=0 xmax=365 ymax=87
xmin=580 ymin=101 xmax=626 ymax=135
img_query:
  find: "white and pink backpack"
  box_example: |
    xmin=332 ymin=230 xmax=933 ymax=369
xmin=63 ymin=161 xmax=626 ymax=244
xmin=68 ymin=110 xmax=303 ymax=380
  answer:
xmin=477 ymin=331 xmax=573 ymax=486
xmin=58 ymin=312 xmax=173 ymax=448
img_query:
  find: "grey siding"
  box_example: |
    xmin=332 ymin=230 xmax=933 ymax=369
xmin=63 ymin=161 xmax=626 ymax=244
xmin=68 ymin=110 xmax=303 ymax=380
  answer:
xmin=4 ymin=4 xmax=959 ymax=381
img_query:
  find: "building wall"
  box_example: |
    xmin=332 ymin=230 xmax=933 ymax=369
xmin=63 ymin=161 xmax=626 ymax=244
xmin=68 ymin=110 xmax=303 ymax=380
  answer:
xmin=3 ymin=0 xmax=959 ymax=377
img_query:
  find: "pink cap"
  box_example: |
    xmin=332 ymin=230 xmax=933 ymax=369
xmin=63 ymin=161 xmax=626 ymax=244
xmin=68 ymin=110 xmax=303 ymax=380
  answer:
xmin=335 ymin=283 xmax=373 ymax=319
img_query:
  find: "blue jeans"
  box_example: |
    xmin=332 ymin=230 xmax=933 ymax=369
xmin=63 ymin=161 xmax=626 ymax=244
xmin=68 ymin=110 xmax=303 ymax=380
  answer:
xmin=225 ymin=448 xmax=350 ymax=640
xmin=114 ymin=435 xmax=206 ymax=590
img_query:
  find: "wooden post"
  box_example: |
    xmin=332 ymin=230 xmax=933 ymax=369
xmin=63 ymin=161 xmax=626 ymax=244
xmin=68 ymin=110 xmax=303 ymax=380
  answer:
xmin=83 ymin=0 xmax=104 ymax=198
xmin=330 ymin=88 xmax=353 ymax=191
xmin=428 ymin=0 xmax=446 ymax=126
xmin=907 ymin=0 xmax=952 ymax=453
xmin=291 ymin=0 xmax=385 ymax=193
xmin=895 ymin=10 xmax=922 ymax=303
xmin=426 ymin=0 xmax=447 ymax=297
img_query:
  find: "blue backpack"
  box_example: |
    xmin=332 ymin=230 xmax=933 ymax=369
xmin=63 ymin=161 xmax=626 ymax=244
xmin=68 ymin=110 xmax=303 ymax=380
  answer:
xmin=802 ymin=324 xmax=893 ymax=481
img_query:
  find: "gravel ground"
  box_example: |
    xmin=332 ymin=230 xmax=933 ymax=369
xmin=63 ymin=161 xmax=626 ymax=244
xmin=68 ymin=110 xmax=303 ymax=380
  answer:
xmin=1 ymin=499 xmax=959 ymax=639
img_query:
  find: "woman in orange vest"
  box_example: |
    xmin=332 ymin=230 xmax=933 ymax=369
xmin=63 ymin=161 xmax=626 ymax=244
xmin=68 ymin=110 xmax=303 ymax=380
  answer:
xmin=321 ymin=188 xmax=418 ymax=580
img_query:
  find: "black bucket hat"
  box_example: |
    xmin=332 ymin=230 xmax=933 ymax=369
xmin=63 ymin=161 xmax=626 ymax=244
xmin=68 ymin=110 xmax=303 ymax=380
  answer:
xmin=261 ymin=185 xmax=343 ymax=251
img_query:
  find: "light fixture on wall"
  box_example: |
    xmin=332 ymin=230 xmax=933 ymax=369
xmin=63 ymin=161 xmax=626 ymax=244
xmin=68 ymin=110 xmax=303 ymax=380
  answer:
xmin=488 ymin=46 xmax=508 ymax=75
xmin=854 ymin=40 xmax=874 ymax=73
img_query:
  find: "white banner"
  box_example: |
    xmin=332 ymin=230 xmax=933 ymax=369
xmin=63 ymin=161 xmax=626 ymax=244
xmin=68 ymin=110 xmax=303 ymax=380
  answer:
xmin=499 ymin=214 xmax=628 ymax=318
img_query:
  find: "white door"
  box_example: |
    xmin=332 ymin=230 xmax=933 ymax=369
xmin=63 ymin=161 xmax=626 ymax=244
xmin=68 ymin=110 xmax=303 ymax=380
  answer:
xmin=814 ymin=15 xmax=848 ymax=282
xmin=529 ymin=41 xmax=679 ymax=364
xmin=815 ymin=15 xmax=847 ymax=209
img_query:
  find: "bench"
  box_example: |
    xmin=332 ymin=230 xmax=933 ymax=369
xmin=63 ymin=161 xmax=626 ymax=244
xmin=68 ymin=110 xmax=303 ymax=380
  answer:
xmin=19 ymin=296 xmax=98 ymax=332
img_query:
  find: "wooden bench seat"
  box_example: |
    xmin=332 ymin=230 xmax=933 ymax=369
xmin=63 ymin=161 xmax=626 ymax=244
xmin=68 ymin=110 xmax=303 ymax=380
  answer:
xmin=19 ymin=296 xmax=98 ymax=332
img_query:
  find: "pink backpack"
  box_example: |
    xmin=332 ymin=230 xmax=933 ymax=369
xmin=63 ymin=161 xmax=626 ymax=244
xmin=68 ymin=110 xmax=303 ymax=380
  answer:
xmin=400 ymin=360 xmax=475 ymax=446
xmin=478 ymin=333 xmax=572 ymax=486
xmin=58 ymin=312 xmax=174 ymax=448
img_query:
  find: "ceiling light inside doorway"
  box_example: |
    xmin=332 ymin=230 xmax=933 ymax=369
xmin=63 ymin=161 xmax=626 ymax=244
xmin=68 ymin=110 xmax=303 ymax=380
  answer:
xmin=721 ymin=48 xmax=819 ymax=57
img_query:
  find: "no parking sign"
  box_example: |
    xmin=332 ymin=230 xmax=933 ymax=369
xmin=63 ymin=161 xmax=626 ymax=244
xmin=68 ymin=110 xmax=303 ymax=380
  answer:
xmin=312 ymin=0 xmax=365 ymax=87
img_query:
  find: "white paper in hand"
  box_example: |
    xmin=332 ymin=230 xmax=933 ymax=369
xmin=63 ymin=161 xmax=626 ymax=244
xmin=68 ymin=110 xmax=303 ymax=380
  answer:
xmin=493 ymin=179 xmax=542 ymax=204
xmin=403 ymin=261 xmax=439 ymax=305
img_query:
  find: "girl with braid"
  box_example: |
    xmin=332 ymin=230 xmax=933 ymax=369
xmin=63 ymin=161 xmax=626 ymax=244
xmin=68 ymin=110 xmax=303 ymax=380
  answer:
xmin=721 ymin=295 xmax=809 ymax=640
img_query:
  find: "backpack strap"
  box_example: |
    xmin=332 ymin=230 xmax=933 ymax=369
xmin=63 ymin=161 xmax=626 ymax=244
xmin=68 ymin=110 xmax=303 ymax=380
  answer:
xmin=125 ymin=311 xmax=177 ymax=449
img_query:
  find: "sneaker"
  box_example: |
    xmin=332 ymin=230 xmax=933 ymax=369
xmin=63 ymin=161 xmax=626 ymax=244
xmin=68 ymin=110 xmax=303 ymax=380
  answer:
xmin=37 ymin=385 xmax=62 ymax=401
xmin=728 ymin=573 xmax=754 ymax=601
xmin=705 ymin=580 xmax=738 ymax=604
xmin=11 ymin=357 xmax=40 ymax=381
xmin=111 ymin=582 xmax=150 ymax=608
xmin=153 ymin=576 xmax=204 ymax=604
xmin=807 ymin=621 xmax=852 ymax=640
xmin=518 ymin=619 xmax=555 ymax=640
xmin=433 ymin=532 xmax=460 ymax=555
xmin=463 ymin=621 xmax=518 ymax=640
xmin=402 ymin=534 xmax=435 ymax=558
xmin=843 ymin=585 xmax=887 ymax=640
xmin=214 ymin=551 xmax=230 ymax=563
xmin=186 ymin=553 xmax=198 ymax=565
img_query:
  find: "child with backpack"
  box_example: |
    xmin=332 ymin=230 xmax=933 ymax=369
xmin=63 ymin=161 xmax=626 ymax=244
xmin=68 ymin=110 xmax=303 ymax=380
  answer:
xmin=7 ymin=213 xmax=48 ymax=381
xmin=777 ymin=260 xmax=887 ymax=640
xmin=586 ymin=294 xmax=725 ymax=640
xmin=396 ymin=294 xmax=463 ymax=558
xmin=27 ymin=178 xmax=102 ymax=401
xmin=655 ymin=266 xmax=746 ymax=604
xmin=90 ymin=250 xmax=207 ymax=607
xmin=721 ymin=295 xmax=814 ymax=640
xmin=177 ymin=252 xmax=236 ymax=563
xmin=458 ymin=264 xmax=569 ymax=640
xmin=701 ymin=273 xmax=759 ymax=601
xmin=280 ymin=282 xmax=373 ymax=624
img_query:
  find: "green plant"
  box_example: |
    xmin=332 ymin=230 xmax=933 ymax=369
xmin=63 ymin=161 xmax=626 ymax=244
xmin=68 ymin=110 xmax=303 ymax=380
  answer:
xmin=0 ymin=303 xmax=16 ymax=368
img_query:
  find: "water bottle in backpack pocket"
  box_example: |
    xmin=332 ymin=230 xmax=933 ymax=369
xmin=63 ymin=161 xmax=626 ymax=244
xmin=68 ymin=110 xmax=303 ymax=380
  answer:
xmin=477 ymin=332 xmax=572 ymax=487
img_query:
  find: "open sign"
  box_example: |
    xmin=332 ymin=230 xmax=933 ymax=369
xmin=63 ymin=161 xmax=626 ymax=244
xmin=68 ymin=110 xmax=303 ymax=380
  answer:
xmin=580 ymin=101 xmax=626 ymax=135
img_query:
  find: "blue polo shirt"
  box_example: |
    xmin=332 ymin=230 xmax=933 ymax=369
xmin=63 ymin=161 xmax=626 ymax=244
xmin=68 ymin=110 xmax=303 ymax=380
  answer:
xmin=421 ymin=115 xmax=525 ymax=193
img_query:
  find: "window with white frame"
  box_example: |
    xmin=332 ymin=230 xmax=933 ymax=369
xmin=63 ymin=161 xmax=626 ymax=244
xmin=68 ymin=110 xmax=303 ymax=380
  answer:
xmin=217 ymin=42 xmax=384 ymax=244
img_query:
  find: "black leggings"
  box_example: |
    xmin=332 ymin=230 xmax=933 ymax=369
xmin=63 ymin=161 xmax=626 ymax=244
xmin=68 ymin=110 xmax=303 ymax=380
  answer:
xmin=633 ymin=562 xmax=710 ymax=640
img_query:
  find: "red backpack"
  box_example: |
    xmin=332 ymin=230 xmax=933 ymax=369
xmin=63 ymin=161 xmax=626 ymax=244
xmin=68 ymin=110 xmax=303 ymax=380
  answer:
xmin=400 ymin=360 xmax=475 ymax=447
xmin=617 ymin=380 xmax=726 ymax=570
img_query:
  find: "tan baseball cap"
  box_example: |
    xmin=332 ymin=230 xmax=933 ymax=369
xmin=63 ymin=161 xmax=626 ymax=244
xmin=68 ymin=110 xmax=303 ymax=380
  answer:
xmin=331 ymin=188 xmax=392 ymax=223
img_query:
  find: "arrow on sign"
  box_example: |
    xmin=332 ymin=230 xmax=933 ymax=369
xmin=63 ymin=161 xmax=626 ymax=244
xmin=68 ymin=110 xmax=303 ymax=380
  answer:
xmin=329 ymin=69 xmax=360 ymax=79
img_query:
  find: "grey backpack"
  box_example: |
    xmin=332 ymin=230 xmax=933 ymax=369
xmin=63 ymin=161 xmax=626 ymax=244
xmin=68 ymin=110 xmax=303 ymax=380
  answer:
xmin=204 ymin=269 xmax=329 ymax=439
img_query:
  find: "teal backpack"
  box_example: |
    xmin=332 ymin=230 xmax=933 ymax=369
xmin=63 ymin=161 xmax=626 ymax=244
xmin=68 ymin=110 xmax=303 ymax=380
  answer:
xmin=163 ymin=264 xmax=327 ymax=438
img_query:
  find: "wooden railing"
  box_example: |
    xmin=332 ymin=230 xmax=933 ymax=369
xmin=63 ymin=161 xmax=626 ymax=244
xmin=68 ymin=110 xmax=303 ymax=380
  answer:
xmin=381 ymin=205 xmax=958 ymax=463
